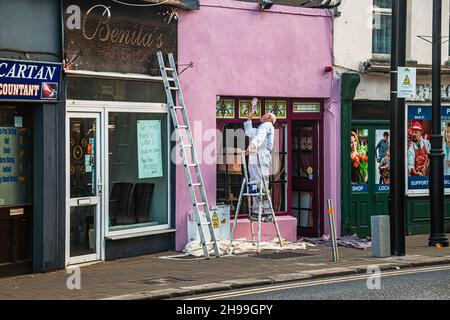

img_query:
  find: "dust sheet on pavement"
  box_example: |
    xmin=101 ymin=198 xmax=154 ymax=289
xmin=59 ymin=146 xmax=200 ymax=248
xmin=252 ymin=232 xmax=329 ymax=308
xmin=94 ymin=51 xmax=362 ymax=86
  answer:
xmin=182 ymin=239 xmax=316 ymax=257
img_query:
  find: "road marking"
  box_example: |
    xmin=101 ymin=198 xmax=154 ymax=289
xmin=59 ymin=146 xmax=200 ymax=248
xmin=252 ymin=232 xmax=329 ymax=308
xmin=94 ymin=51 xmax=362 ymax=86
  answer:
xmin=185 ymin=264 xmax=450 ymax=300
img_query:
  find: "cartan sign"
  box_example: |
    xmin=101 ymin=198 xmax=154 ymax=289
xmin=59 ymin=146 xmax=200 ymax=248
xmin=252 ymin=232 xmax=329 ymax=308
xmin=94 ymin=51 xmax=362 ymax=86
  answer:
xmin=0 ymin=59 xmax=62 ymax=101
xmin=63 ymin=0 xmax=177 ymax=75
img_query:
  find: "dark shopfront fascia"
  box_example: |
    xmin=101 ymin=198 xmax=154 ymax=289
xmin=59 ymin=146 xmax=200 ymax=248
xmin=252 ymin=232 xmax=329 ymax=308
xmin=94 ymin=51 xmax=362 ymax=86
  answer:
xmin=216 ymin=97 xmax=325 ymax=237
xmin=340 ymin=73 xmax=450 ymax=238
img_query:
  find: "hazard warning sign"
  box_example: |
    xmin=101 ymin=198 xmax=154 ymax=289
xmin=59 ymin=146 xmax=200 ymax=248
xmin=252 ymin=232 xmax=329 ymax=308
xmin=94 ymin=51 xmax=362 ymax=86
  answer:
xmin=398 ymin=67 xmax=416 ymax=99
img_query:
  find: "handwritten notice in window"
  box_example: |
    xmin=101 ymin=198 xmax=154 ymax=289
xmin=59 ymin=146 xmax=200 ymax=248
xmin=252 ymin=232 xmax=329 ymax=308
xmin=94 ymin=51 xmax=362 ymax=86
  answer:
xmin=0 ymin=127 xmax=19 ymax=184
xmin=137 ymin=120 xmax=163 ymax=179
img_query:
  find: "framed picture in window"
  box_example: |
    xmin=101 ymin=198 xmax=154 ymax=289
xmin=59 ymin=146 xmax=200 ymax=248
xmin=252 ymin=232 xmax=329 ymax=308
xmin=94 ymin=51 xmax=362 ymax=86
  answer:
xmin=266 ymin=100 xmax=287 ymax=119
xmin=239 ymin=100 xmax=261 ymax=119
xmin=216 ymin=99 xmax=235 ymax=119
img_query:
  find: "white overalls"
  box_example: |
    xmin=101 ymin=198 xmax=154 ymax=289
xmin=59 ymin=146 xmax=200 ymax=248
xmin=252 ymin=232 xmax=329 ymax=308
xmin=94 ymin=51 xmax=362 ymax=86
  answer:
xmin=244 ymin=120 xmax=274 ymax=215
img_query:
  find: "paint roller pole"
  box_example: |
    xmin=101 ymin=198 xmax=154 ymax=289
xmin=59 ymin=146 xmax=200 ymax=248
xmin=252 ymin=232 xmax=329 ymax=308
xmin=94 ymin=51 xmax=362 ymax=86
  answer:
xmin=327 ymin=199 xmax=339 ymax=262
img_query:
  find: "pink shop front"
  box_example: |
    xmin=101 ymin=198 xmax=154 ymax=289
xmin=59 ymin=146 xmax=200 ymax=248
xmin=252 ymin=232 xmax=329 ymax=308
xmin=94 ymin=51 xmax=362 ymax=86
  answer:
xmin=175 ymin=0 xmax=341 ymax=250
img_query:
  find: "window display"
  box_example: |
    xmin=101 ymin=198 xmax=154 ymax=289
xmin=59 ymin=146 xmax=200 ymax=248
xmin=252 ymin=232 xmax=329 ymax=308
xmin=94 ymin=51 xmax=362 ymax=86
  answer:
xmin=350 ymin=129 xmax=369 ymax=192
xmin=0 ymin=106 xmax=32 ymax=206
xmin=108 ymin=112 xmax=168 ymax=231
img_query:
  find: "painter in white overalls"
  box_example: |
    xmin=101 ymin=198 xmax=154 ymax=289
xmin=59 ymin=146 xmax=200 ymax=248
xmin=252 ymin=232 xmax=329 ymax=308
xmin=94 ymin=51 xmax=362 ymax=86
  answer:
xmin=244 ymin=111 xmax=276 ymax=222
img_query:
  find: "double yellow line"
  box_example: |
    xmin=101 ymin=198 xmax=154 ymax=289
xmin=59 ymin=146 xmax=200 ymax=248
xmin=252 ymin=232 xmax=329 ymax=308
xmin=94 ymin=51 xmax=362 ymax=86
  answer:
xmin=185 ymin=265 xmax=450 ymax=300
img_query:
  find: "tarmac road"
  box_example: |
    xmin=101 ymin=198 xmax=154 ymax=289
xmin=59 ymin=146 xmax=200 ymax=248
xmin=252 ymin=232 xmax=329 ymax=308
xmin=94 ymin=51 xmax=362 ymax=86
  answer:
xmin=185 ymin=265 xmax=450 ymax=300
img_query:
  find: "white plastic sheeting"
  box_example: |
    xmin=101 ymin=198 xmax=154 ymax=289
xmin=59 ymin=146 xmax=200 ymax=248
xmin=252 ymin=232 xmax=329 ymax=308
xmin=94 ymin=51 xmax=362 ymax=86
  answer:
xmin=183 ymin=239 xmax=315 ymax=257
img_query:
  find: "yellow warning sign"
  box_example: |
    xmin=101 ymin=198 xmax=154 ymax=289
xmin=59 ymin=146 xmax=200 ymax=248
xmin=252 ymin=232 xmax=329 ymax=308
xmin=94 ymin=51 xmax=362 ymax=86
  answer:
xmin=212 ymin=212 xmax=219 ymax=229
xmin=403 ymin=75 xmax=411 ymax=85
xmin=398 ymin=67 xmax=416 ymax=98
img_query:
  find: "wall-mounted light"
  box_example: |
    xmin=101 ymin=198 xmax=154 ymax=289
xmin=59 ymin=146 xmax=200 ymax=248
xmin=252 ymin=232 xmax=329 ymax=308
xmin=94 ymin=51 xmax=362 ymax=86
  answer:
xmin=259 ymin=0 xmax=274 ymax=11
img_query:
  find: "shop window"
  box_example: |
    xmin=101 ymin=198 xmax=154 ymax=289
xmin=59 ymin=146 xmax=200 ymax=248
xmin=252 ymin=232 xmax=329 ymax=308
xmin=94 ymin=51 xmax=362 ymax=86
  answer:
xmin=108 ymin=112 xmax=168 ymax=231
xmin=216 ymin=98 xmax=287 ymax=216
xmin=0 ymin=106 xmax=32 ymax=207
xmin=372 ymin=0 xmax=392 ymax=56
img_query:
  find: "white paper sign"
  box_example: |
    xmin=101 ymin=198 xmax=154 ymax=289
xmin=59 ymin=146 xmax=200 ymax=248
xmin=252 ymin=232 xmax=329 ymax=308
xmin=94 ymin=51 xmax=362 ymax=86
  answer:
xmin=398 ymin=67 xmax=417 ymax=99
xmin=137 ymin=120 xmax=163 ymax=179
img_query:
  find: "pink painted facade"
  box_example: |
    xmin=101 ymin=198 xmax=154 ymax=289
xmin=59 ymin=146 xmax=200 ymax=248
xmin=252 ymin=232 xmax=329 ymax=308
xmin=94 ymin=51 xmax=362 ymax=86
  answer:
xmin=176 ymin=0 xmax=341 ymax=250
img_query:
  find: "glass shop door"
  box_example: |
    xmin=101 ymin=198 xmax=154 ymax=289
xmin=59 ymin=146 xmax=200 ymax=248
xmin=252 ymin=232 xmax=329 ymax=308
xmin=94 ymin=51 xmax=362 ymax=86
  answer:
xmin=66 ymin=113 xmax=102 ymax=265
xmin=291 ymin=121 xmax=320 ymax=237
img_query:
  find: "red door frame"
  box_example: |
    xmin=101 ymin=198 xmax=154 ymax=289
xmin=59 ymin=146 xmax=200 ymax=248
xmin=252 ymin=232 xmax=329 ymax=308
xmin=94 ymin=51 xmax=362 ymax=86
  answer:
xmin=287 ymin=102 xmax=324 ymax=238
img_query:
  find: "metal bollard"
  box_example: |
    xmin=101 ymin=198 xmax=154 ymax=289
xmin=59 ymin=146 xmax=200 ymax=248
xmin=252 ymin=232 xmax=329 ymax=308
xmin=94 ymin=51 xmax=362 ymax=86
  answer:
xmin=327 ymin=199 xmax=340 ymax=262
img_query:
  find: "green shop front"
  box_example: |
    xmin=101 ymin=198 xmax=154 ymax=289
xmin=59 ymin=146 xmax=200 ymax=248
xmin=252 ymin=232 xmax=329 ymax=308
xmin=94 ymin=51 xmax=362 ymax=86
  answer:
xmin=341 ymin=73 xmax=450 ymax=237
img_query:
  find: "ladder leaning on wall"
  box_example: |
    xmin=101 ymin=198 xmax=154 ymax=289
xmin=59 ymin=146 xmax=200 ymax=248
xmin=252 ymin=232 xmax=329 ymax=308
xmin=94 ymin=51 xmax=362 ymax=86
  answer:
xmin=157 ymin=51 xmax=220 ymax=259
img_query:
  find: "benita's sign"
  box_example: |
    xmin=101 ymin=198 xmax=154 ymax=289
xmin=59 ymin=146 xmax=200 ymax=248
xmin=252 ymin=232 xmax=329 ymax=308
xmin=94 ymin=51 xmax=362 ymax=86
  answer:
xmin=63 ymin=0 xmax=177 ymax=75
xmin=0 ymin=59 xmax=62 ymax=101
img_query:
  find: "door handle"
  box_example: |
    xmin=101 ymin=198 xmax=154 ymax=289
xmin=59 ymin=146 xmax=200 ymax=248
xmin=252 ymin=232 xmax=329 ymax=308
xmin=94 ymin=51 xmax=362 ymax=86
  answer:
xmin=97 ymin=179 xmax=103 ymax=195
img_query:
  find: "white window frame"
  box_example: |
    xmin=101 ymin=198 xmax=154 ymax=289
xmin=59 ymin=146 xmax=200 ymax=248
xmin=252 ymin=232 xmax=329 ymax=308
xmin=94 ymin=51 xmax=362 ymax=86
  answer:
xmin=66 ymin=99 xmax=172 ymax=242
xmin=372 ymin=2 xmax=392 ymax=59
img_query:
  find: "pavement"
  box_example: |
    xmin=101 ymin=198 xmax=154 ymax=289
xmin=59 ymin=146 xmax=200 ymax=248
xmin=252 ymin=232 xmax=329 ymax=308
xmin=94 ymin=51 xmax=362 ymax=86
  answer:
xmin=0 ymin=234 xmax=449 ymax=300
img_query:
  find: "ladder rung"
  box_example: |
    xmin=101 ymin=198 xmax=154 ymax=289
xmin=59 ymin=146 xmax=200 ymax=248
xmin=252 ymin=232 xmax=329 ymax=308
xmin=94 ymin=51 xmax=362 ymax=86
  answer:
xmin=168 ymin=86 xmax=179 ymax=90
xmin=195 ymin=202 xmax=206 ymax=206
xmin=186 ymin=164 xmax=198 ymax=167
xmin=165 ymin=67 xmax=175 ymax=71
xmin=243 ymin=193 xmax=266 ymax=197
xmin=173 ymin=106 xmax=184 ymax=109
xmin=190 ymin=183 xmax=202 ymax=187
xmin=182 ymin=144 xmax=193 ymax=148
xmin=177 ymin=125 xmax=188 ymax=129
xmin=199 ymin=222 xmax=211 ymax=226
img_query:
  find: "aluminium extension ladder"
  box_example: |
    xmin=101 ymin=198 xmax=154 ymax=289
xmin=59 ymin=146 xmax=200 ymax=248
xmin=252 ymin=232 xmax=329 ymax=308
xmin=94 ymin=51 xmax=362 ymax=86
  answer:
xmin=228 ymin=150 xmax=284 ymax=254
xmin=157 ymin=51 xmax=220 ymax=259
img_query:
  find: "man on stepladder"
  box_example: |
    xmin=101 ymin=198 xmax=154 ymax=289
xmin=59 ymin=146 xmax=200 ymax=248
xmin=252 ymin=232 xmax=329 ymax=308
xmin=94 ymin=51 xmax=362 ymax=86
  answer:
xmin=244 ymin=99 xmax=277 ymax=223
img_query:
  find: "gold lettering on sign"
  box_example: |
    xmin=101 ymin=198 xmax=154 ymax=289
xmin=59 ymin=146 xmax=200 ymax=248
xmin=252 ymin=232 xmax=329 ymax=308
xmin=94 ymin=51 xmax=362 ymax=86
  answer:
xmin=81 ymin=5 xmax=166 ymax=49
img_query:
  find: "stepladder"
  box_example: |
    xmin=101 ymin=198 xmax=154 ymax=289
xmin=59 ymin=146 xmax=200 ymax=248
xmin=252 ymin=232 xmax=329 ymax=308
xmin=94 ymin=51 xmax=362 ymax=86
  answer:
xmin=157 ymin=51 xmax=220 ymax=259
xmin=228 ymin=150 xmax=284 ymax=254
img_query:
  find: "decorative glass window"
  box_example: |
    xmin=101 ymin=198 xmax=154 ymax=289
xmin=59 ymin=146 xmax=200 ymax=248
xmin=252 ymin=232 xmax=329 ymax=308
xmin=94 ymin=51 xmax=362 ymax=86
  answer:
xmin=216 ymin=98 xmax=235 ymax=119
xmin=372 ymin=0 xmax=392 ymax=55
xmin=239 ymin=100 xmax=261 ymax=119
xmin=265 ymin=100 xmax=287 ymax=119
xmin=293 ymin=102 xmax=321 ymax=113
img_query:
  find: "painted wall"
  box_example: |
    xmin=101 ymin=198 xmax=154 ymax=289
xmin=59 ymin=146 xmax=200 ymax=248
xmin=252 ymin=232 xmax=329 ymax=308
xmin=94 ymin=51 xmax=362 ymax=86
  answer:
xmin=335 ymin=0 xmax=450 ymax=72
xmin=177 ymin=0 xmax=339 ymax=250
xmin=0 ymin=0 xmax=61 ymax=62
xmin=355 ymin=74 xmax=450 ymax=101
xmin=335 ymin=0 xmax=450 ymax=102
